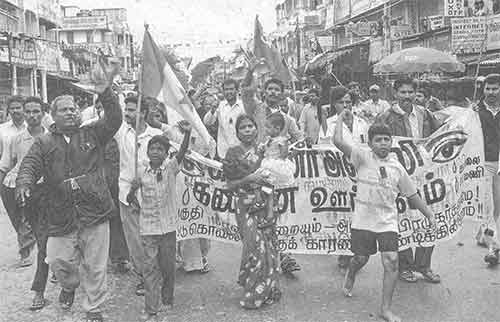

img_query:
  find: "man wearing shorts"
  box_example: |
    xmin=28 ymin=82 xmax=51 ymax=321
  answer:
xmin=333 ymin=110 xmax=436 ymax=322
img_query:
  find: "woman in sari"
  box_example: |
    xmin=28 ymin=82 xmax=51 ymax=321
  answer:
xmin=222 ymin=114 xmax=281 ymax=309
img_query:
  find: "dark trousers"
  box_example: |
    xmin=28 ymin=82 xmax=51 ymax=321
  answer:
xmin=25 ymin=200 xmax=49 ymax=293
xmin=399 ymin=246 xmax=434 ymax=272
xmin=142 ymin=232 xmax=176 ymax=314
xmin=108 ymin=183 xmax=129 ymax=263
xmin=1 ymin=185 xmax=36 ymax=258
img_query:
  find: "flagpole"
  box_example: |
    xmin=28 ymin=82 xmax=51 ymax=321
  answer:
xmin=135 ymin=62 xmax=142 ymax=179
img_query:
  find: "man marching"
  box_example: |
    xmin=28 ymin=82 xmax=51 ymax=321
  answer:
xmin=16 ymin=57 xmax=122 ymax=322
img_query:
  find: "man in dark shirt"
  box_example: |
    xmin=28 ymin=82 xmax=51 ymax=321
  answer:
xmin=16 ymin=58 xmax=122 ymax=322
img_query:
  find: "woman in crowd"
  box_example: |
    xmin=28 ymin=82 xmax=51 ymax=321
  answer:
xmin=222 ymin=114 xmax=281 ymax=309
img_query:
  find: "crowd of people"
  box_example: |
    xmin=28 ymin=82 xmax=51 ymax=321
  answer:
xmin=1 ymin=55 xmax=500 ymax=322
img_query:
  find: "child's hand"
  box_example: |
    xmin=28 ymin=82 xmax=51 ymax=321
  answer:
xmin=178 ymin=120 xmax=192 ymax=134
xmin=126 ymin=190 xmax=140 ymax=211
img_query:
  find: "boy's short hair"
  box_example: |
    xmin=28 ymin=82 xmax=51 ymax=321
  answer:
xmin=264 ymin=78 xmax=284 ymax=92
xmin=23 ymin=96 xmax=43 ymax=108
xmin=266 ymin=112 xmax=285 ymax=132
xmin=368 ymin=123 xmax=392 ymax=142
xmin=484 ymin=73 xmax=500 ymax=86
xmin=147 ymin=135 xmax=171 ymax=152
xmin=416 ymin=87 xmax=431 ymax=98
xmin=7 ymin=95 xmax=24 ymax=108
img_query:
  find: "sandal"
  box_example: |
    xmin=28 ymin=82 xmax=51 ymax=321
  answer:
xmin=30 ymin=294 xmax=46 ymax=311
xmin=418 ymin=269 xmax=441 ymax=283
xmin=200 ymin=256 xmax=210 ymax=273
xmin=59 ymin=289 xmax=75 ymax=310
xmin=85 ymin=311 xmax=103 ymax=322
xmin=399 ymin=270 xmax=417 ymax=283
xmin=485 ymin=249 xmax=500 ymax=266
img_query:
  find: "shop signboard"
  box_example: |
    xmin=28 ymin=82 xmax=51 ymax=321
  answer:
xmin=62 ymin=16 xmax=108 ymax=30
xmin=35 ymin=40 xmax=61 ymax=73
xmin=444 ymin=0 xmax=466 ymax=17
xmin=487 ymin=14 xmax=500 ymax=50
xmin=10 ymin=38 xmax=37 ymax=67
xmin=391 ymin=24 xmax=412 ymax=39
xmin=0 ymin=36 xmax=9 ymax=63
xmin=428 ymin=15 xmax=445 ymax=30
xmin=451 ymin=17 xmax=487 ymax=54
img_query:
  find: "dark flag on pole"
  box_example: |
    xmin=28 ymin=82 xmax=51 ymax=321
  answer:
xmin=253 ymin=15 xmax=293 ymax=83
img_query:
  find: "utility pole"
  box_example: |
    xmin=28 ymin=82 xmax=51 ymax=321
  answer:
xmin=383 ymin=0 xmax=391 ymax=56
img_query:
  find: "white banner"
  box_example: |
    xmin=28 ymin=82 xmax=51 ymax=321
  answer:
xmin=173 ymin=108 xmax=491 ymax=255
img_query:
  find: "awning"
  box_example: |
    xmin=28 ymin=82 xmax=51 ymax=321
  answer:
xmin=479 ymin=57 xmax=500 ymax=65
xmin=68 ymin=82 xmax=95 ymax=95
xmin=305 ymin=49 xmax=352 ymax=74
xmin=47 ymin=72 xmax=79 ymax=82
xmin=459 ymin=53 xmax=500 ymax=65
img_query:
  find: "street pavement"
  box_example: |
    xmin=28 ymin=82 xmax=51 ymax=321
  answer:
xmin=0 ymin=210 xmax=499 ymax=322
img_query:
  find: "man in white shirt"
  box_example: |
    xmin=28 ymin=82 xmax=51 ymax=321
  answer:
xmin=0 ymin=96 xmax=27 ymax=157
xmin=0 ymin=95 xmax=33 ymax=267
xmin=363 ymin=85 xmax=390 ymax=118
xmin=115 ymin=95 xmax=163 ymax=296
xmin=203 ymin=79 xmax=245 ymax=159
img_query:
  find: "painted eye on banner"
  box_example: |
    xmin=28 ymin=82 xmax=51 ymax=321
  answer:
xmin=425 ymin=130 xmax=467 ymax=164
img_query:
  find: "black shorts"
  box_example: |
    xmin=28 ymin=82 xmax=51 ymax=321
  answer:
xmin=350 ymin=229 xmax=399 ymax=256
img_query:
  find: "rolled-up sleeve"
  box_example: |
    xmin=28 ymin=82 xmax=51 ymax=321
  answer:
xmin=0 ymin=136 xmax=13 ymax=174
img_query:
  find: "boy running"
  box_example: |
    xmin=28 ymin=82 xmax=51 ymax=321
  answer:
xmin=333 ymin=110 xmax=436 ymax=322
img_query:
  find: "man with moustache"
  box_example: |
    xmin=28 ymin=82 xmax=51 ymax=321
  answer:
xmin=241 ymin=59 xmax=303 ymax=146
xmin=375 ymin=77 xmax=442 ymax=284
xmin=0 ymin=96 xmax=48 ymax=309
xmin=203 ymin=78 xmax=245 ymax=159
xmin=16 ymin=58 xmax=122 ymax=322
xmin=0 ymin=95 xmax=35 ymax=268
xmin=475 ymin=74 xmax=500 ymax=266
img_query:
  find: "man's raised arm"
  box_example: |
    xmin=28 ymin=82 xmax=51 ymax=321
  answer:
xmin=333 ymin=110 xmax=353 ymax=158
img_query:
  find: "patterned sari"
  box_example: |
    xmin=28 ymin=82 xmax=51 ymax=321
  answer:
xmin=223 ymin=145 xmax=281 ymax=309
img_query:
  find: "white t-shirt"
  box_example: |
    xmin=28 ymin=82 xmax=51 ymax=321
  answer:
xmin=350 ymin=147 xmax=417 ymax=233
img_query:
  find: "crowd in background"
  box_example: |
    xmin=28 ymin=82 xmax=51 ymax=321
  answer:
xmin=0 ymin=59 xmax=499 ymax=322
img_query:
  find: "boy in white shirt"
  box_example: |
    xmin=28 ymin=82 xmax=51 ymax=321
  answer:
xmin=333 ymin=110 xmax=436 ymax=322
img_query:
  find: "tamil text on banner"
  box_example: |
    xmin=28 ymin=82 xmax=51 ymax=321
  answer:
xmin=174 ymin=108 xmax=491 ymax=255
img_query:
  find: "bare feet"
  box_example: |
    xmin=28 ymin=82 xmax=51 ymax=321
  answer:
xmin=380 ymin=308 xmax=402 ymax=322
xmin=342 ymin=269 xmax=355 ymax=297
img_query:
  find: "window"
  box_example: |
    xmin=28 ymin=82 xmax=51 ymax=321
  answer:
xmin=86 ymin=31 xmax=93 ymax=43
xmin=67 ymin=31 xmax=74 ymax=44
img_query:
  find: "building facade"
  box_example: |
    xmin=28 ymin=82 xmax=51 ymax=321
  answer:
xmin=59 ymin=6 xmax=134 ymax=82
